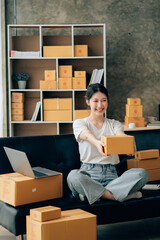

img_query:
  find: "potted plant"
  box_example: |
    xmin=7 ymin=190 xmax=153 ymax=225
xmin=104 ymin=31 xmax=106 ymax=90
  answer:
xmin=13 ymin=72 xmax=30 ymax=89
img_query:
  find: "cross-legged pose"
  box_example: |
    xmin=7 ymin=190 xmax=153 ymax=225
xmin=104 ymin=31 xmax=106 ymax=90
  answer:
xmin=67 ymin=83 xmax=148 ymax=204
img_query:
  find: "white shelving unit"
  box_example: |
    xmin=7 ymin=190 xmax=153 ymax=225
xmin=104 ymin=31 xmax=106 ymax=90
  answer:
xmin=8 ymin=24 xmax=106 ymax=136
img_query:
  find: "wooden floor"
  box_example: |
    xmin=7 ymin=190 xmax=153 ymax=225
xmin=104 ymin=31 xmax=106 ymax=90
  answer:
xmin=0 ymin=217 xmax=160 ymax=240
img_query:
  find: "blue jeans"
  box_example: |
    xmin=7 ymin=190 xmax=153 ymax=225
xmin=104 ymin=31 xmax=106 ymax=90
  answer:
xmin=67 ymin=163 xmax=148 ymax=205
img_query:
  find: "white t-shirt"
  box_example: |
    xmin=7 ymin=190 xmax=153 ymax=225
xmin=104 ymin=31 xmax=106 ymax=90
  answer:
xmin=73 ymin=117 xmax=124 ymax=165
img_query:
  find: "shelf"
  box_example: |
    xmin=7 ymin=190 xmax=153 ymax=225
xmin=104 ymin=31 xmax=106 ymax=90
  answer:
xmin=124 ymin=125 xmax=160 ymax=131
xmin=8 ymin=23 xmax=106 ymax=136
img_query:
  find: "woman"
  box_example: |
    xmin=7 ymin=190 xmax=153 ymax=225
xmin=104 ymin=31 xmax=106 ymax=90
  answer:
xmin=67 ymin=83 xmax=148 ymax=205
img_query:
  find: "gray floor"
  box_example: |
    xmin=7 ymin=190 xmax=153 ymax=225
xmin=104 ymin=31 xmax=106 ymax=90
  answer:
xmin=0 ymin=217 xmax=160 ymax=240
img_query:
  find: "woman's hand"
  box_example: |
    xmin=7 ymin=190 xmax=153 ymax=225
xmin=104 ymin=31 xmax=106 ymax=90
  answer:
xmin=95 ymin=140 xmax=107 ymax=156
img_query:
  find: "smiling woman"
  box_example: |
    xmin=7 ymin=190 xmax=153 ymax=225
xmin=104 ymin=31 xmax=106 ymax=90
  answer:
xmin=67 ymin=83 xmax=148 ymax=205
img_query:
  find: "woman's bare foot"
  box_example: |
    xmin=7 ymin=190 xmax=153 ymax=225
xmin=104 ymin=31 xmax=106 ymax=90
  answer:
xmin=101 ymin=190 xmax=116 ymax=201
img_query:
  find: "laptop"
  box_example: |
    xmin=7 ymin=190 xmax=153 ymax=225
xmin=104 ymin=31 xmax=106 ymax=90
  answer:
xmin=3 ymin=146 xmax=60 ymax=179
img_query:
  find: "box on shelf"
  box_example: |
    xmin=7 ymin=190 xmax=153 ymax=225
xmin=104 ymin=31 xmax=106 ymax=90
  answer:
xmin=58 ymin=78 xmax=72 ymax=89
xmin=125 ymin=116 xmax=145 ymax=127
xmin=11 ymin=50 xmax=40 ymax=58
xmin=74 ymin=71 xmax=86 ymax=78
xmin=101 ymin=135 xmax=135 ymax=155
xmin=40 ymin=80 xmax=57 ymax=90
xmin=27 ymin=209 xmax=96 ymax=240
xmin=0 ymin=172 xmax=62 ymax=206
xmin=11 ymin=108 xmax=24 ymax=115
xmin=43 ymin=46 xmax=72 ymax=57
xmin=73 ymin=77 xmax=86 ymax=89
xmin=12 ymin=115 xmax=24 ymax=121
xmin=59 ymin=66 xmax=73 ymax=78
xmin=126 ymin=104 xmax=143 ymax=118
xmin=147 ymin=169 xmax=160 ymax=182
xmin=127 ymin=98 xmax=141 ymax=106
xmin=74 ymin=45 xmax=88 ymax=57
xmin=43 ymin=98 xmax=72 ymax=111
xmin=30 ymin=206 xmax=61 ymax=222
xmin=74 ymin=109 xmax=91 ymax=120
xmin=11 ymin=92 xmax=24 ymax=103
xmin=135 ymin=149 xmax=159 ymax=160
xmin=11 ymin=103 xmax=24 ymax=109
xmin=44 ymin=70 xmax=56 ymax=81
xmin=44 ymin=110 xmax=72 ymax=121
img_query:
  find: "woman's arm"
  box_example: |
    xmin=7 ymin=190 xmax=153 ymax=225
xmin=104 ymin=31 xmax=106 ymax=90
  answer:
xmin=79 ymin=129 xmax=106 ymax=156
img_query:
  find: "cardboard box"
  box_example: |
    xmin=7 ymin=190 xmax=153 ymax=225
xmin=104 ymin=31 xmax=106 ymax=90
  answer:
xmin=127 ymin=157 xmax=160 ymax=170
xmin=125 ymin=116 xmax=145 ymax=127
xmin=74 ymin=110 xmax=91 ymax=120
xmin=11 ymin=102 xmax=24 ymax=109
xmin=44 ymin=70 xmax=56 ymax=81
xmin=58 ymin=66 xmax=73 ymax=78
xmin=58 ymin=78 xmax=72 ymax=89
xmin=135 ymin=149 xmax=159 ymax=160
xmin=73 ymin=77 xmax=86 ymax=89
xmin=27 ymin=209 xmax=96 ymax=240
xmin=12 ymin=115 xmax=24 ymax=121
xmin=43 ymin=46 xmax=72 ymax=57
xmin=101 ymin=135 xmax=135 ymax=155
xmin=127 ymin=98 xmax=141 ymax=106
xmin=127 ymin=159 xmax=160 ymax=182
xmin=11 ymin=108 xmax=24 ymax=115
xmin=11 ymin=92 xmax=24 ymax=103
xmin=40 ymin=80 xmax=57 ymax=90
xmin=74 ymin=71 xmax=86 ymax=78
xmin=74 ymin=45 xmax=88 ymax=57
xmin=43 ymin=98 xmax=72 ymax=111
xmin=147 ymin=169 xmax=160 ymax=182
xmin=0 ymin=172 xmax=62 ymax=206
xmin=44 ymin=110 xmax=72 ymax=121
xmin=30 ymin=206 xmax=61 ymax=222
xmin=126 ymin=104 xmax=143 ymax=117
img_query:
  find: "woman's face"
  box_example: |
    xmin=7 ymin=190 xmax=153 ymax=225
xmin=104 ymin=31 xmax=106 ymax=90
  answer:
xmin=86 ymin=91 xmax=108 ymax=116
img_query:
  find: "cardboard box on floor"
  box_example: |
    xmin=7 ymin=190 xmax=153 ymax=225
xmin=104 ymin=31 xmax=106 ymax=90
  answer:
xmin=127 ymin=157 xmax=160 ymax=182
xmin=101 ymin=135 xmax=135 ymax=155
xmin=0 ymin=172 xmax=62 ymax=206
xmin=30 ymin=206 xmax=61 ymax=222
xmin=27 ymin=209 xmax=97 ymax=240
xmin=135 ymin=149 xmax=159 ymax=160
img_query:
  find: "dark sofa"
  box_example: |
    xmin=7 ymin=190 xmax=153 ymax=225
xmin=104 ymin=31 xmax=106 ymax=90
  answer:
xmin=0 ymin=129 xmax=160 ymax=240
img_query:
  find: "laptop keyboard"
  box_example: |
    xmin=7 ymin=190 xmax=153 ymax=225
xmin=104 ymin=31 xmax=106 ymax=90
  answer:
xmin=33 ymin=169 xmax=48 ymax=178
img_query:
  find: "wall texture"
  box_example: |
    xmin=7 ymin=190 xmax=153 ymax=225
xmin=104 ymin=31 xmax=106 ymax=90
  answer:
xmin=5 ymin=0 xmax=160 ymax=122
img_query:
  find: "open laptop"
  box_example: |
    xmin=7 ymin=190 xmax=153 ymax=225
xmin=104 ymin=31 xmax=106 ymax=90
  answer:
xmin=3 ymin=146 xmax=60 ymax=179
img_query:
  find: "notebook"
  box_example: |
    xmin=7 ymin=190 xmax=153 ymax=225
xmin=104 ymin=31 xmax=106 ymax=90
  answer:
xmin=3 ymin=146 xmax=60 ymax=179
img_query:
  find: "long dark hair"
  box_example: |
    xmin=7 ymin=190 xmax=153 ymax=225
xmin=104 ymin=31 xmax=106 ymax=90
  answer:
xmin=85 ymin=83 xmax=109 ymax=102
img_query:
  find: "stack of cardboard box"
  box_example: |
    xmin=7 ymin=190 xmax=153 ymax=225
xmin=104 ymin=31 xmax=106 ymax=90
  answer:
xmin=43 ymin=98 xmax=72 ymax=121
xmin=11 ymin=92 xmax=24 ymax=121
xmin=125 ymin=98 xmax=145 ymax=127
xmin=27 ymin=206 xmax=96 ymax=240
xmin=73 ymin=70 xmax=86 ymax=89
xmin=127 ymin=149 xmax=160 ymax=182
xmin=40 ymin=70 xmax=57 ymax=90
xmin=58 ymin=65 xmax=73 ymax=89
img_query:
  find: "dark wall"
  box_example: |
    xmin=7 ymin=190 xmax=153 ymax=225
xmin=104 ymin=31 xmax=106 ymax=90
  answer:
xmin=5 ymin=0 xmax=160 ymax=122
